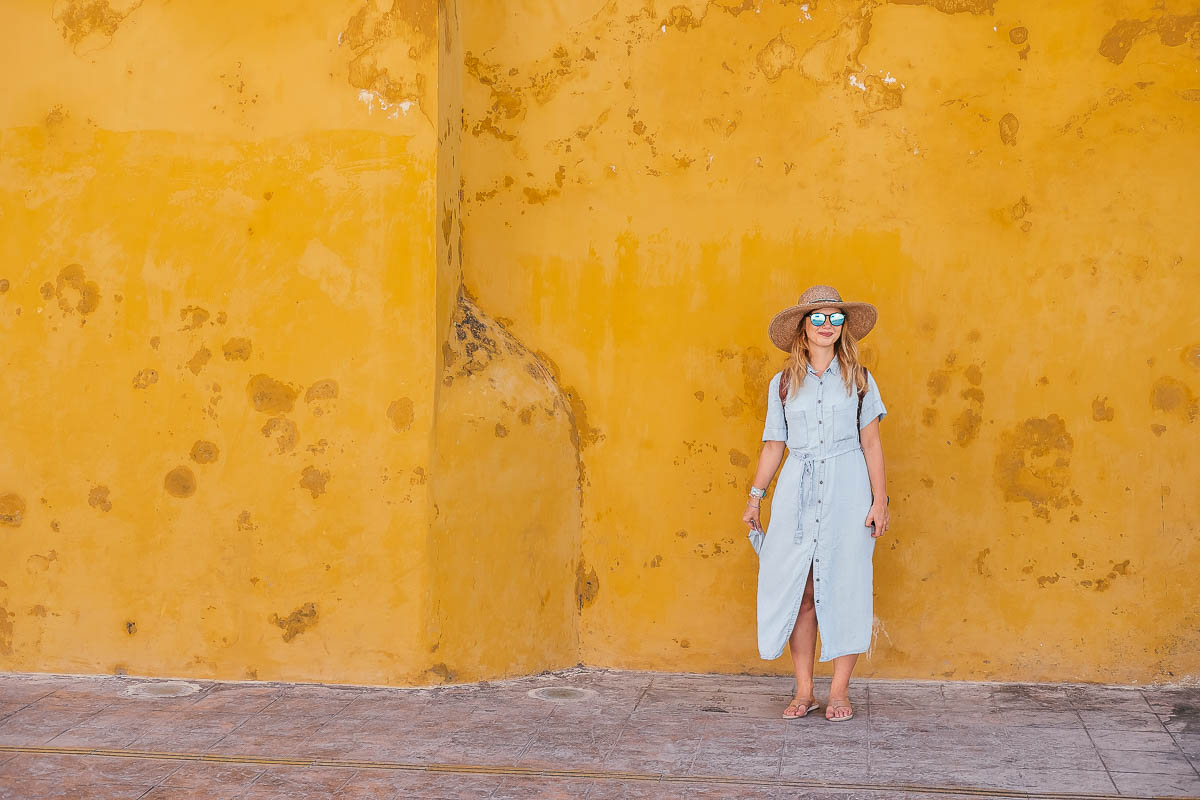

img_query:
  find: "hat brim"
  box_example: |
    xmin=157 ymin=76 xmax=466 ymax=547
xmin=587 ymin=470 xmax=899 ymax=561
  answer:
xmin=768 ymin=301 xmax=877 ymax=351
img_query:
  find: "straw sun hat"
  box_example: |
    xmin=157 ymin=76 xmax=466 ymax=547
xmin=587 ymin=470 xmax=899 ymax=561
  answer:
xmin=767 ymin=284 xmax=878 ymax=352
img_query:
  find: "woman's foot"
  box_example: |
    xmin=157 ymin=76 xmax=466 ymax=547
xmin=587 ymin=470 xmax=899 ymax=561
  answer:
xmin=782 ymin=695 xmax=819 ymax=719
xmin=825 ymin=695 xmax=854 ymax=721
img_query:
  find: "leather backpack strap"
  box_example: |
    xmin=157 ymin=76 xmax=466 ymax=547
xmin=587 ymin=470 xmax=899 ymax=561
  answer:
xmin=857 ymin=368 xmax=869 ymax=428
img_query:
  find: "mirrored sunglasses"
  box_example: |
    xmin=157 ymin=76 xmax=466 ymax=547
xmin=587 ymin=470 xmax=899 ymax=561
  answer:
xmin=808 ymin=312 xmax=846 ymax=327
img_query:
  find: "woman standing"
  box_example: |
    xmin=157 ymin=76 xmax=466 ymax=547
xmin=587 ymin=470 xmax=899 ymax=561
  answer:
xmin=742 ymin=285 xmax=890 ymax=722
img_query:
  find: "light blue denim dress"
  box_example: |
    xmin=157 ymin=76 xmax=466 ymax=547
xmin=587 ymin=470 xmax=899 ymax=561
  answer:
xmin=756 ymin=355 xmax=886 ymax=662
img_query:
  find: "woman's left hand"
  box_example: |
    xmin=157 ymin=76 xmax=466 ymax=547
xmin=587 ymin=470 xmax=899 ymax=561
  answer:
xmin=865 ymin=502 xmax=890 ymax=538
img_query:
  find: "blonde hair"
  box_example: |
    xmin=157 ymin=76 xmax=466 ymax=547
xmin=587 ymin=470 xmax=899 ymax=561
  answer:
xmin=781 ymin=312 xmax=867 ymax=399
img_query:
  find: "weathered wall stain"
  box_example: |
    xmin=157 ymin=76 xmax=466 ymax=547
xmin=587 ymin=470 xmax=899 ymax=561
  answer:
xmin=247 ymin=374 xmax=299 ymax=415
xmin=388 ymin=397 xmax=415 ymax=432
xmin=190 ymin=441 xmax=219 ymax=464
xmin=270 ymin=602 xmax=318 ymax=643
xmin=222 ymin=337 xmax=252 ymax=361
xmin=576 ymin=560 xmax=599 ymax=609
xmin=1092 ymin=396 xmax=1115 ymax=422
xmin=88 ymin=485 xmax=112 ymax=512
xmin=133 ymin=368 xmax=158 ymax=389
xmin=300 ymin=466 xmax=330 ymax=498
xmin=994 ymin=416 xmax=1082 ymax=520
xmin=53 ymin=0 xmax=144 ymax=53
xmin=164 ymin=467 xmax=197 ymax=498
xmin=1099 ymin=13 xmax=1200 ymax=65
xmin=1151 ymin=376 xmax=1198 ymax=423
xmin=186 ymin=347 xmax=212 ymax=375
xmin=54 ymin=265 xmax=101 ymax=322
xmin=261 ymin=418 xmax=298 ymax=454
xmin=0 ymin=494 xmax=25 ymax=527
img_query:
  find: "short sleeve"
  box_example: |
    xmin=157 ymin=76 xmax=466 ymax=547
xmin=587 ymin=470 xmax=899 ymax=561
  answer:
xmin=762 ymin=371 xmax=787 ymax=442
xmin=858 ymin=370 xmax=887 ymax=430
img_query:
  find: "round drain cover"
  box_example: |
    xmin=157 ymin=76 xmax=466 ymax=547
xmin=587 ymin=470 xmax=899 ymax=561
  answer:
xmin=527 ymin=686 xmax=597 ymax=702
xmin=123 ymin=681 xmax=202 ymax=699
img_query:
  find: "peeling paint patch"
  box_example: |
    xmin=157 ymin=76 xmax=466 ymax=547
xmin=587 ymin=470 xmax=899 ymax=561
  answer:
xmin=495 ymin=423 xmax=509 ymax=438
xmin=756 ymin=34 xmax=796 ymax=81
xmin=164 ymin=466 xmax=197 ymax=498
xmin=388 ymin=397 xmax=415 ymax=432
xmin=999 ymin=113 xmax=1019 ymax=145
xmin=88 ymin=485 xmax=112 ymax=512
xmin=300 ymin=466 xmax=330 ymax=498
xmin=247 ymin=374 xmax=299 ymax=414
xmin=27 ymin=550 xmax=58 ymax=573
xmin=133 ymin=369 xmax=158 ymax=389
xmin=892 ymin=0 xmax=995 ymax=13
xmin=1092 ymin=396 xmax=1115 ymax=422
xmin=0 ymin=606 xmax=12 ymax=655
xmin=55 ymin=264 xmax=100 ymax=319
xmin=1151 ymin=376 xmax=1198 ymax=422
xmin=53 ymin=0 xmax=144 ymax=52
xmin=237 ymin=510 xmax=257 ymax=531
xmin=190 ymin=441 xmax=219 ymax=464
xmin=269 ymin=602 xmax=318 ymax=642
xmin=728 ymin=448 xmax=750 ymax=468
xmin=262 ymin=417 xmax=298 ymax=453
xmin=576 ymin=560 xmax=599 ymax=609
xmin=223 ymin=337 xmax=252 ymax=361
xmin=187 ymin=347 xmax=212 ymax=375
xmin=0 ymin=493 xmax=26 ymax=527
xmin=179 ymin=306 xmax=209 ymax=330
xmin=994 ymin=415 xmax=1081 ymax=520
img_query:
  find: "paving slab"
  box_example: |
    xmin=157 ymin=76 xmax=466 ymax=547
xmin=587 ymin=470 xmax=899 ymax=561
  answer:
xmin=0 ymin=668 xmax=1197 ymax=798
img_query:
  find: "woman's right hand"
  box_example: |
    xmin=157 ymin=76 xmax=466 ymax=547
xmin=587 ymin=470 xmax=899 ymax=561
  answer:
xmin=743 ymin=501 xmax=762 ymax=532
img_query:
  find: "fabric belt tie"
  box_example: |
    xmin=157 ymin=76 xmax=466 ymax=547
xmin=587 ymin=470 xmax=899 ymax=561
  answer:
xmin=787 ymin=442 xmax=864 ymax=546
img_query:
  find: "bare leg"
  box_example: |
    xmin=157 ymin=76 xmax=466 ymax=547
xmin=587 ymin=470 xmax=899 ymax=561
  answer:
xmin=826 ymin=653 xmax=858 ymax=720
xmin=784 ymin=565 xmax=818 ymax=716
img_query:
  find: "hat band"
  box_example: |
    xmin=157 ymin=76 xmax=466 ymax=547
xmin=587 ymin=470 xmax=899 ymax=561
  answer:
xmin=807 ymin=298 xmax=841 ymax=304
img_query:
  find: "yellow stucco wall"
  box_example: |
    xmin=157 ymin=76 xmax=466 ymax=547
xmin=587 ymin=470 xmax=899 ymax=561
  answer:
xmin=457 ymin=0 xmax=1200 ymax=683
xmin=1 ymin=0 xmax=1197 ymax=686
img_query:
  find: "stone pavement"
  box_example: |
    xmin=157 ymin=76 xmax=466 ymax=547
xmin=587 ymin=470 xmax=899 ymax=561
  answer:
xmin=0 ymin=667 xmax=1197 ymax=799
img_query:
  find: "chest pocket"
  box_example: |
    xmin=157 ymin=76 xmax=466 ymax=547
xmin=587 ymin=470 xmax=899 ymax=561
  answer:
xmin=785 ymin=407 xmax=808 ymax=449
xmin=833 ymin=404 xmax=858 ymax=443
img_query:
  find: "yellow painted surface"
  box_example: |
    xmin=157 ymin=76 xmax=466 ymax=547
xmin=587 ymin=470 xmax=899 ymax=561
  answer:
xmin=1 ymin=0 xmax=1198 ymax=686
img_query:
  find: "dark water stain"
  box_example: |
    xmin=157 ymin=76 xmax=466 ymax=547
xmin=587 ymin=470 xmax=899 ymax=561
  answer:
xmin=300 ymin=466 xmax=330 ymax=498
xmin=247 ymin=374 xmax=298 ymax=414
xmin=164 ymin=467 xmax=197 ymax=498
xmin=1099 ymin=14 xmax=1200 ymax=65
xmin=388 ymin=397 xmax=415 ymax=432
xmin=260 ymin=417 xmax=297 ymax=453
xmin=0 ymin=279 xmax=9 ymax=293
xmin=728 ymin=449 xmax=750 ymax=468
xmin=88 ymin=485 xmax=112 ymax=512
xmin=576 ymin=560 xmax=599 ymax=610
xmin=0 ymin=493 xmax=26 ymax=527
xmin=974 ymin=548 xmax=991 ymax=576
xmin=495 ymin=423 xmax=508 ymax=438
xmin=1009 ymin=26 xmax=1028 ymax=44
xmin=125 ymin=621 xmax=136 ymax=635
xmin=223 ymin=337 xmax=252 ymax=361
xmin=190 ymin=440 xmax=219 ymax=464
xmin=40 ymin=282 xmax=54 ymax=300
xmin=1092 ymin=396 xmax=1115 ymax=422
xmin=428 ymin=663 xmax=455 ymax=682
xmin=269 ymin=602 xmax=318 ymax=643
xmin=953 ymin=408 xmax=982 ymax=446
xmin=237 ymin=511 xmax=257 ymax=531
xmin=927 ymin=370 xmax=952 ymax=399
xmin=922 ymin=408 xmax=937 ymax=426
